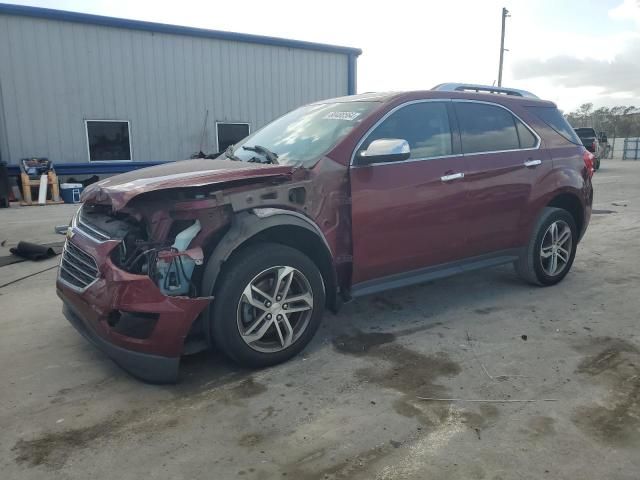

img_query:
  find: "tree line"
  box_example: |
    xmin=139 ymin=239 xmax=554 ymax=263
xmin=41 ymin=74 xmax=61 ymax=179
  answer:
xmin=565 ymin=104 xmax=640 ymax=138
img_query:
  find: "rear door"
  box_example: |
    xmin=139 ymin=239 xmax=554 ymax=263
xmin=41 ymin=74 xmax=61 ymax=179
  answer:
xmin=350 ymin=100 xmax=468 ymax=285
xmin=453 ymin=100 xmax=550 ymax=257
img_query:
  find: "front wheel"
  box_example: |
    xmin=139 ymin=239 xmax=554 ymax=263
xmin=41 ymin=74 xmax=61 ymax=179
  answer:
xmin=515 ymin=207 xmax=577 ymax=286
xmin=209 ymin=243 xmax=325 ymax=367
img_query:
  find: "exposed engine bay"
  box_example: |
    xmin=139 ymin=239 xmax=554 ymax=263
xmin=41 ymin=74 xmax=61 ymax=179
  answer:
xmin=78 ymin=203 xmax=209 ymax=297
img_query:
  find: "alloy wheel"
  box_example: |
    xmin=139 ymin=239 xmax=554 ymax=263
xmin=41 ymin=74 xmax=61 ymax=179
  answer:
xmin=236 ymin=266 xmax=314 ymax=353
xmin=540 ymin=220 xmax=572 ymax=276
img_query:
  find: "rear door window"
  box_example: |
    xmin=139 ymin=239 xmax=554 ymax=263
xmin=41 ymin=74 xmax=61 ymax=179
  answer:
xmin=361 ymin=102 xmax=453 ymax=160
xmin=516 ymin=120 xmax=537 ymax=148
xmin=455 ymin=102 xmax=523 ymax=154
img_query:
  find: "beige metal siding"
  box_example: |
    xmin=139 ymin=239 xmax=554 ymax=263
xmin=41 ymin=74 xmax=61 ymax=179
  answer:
xmin=0 ymin=14 xmax=349 ymax=164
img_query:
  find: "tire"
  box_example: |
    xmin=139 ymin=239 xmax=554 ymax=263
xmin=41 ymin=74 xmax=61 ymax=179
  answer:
xmin=209 ymin=242 xmax=325 ymax=367
xmin=515 ymin=207 xmax=578 ymax=286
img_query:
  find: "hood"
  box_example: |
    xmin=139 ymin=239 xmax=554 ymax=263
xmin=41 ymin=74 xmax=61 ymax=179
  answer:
xmin=81 ymin=158 xmax=295 ymax=210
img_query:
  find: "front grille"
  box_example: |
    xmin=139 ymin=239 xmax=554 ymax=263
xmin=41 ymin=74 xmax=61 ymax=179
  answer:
xmin=59 ymin=241 xmax=100 ymax=290
xmin=76 ymin=209 xmax=111 ymax=241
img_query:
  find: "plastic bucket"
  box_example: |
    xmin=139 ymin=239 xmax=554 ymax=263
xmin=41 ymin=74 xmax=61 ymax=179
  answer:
xmin=60 ymin=183 xmax=83 ymax=204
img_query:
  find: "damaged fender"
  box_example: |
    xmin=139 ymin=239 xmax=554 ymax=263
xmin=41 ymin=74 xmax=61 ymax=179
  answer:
xmin=200 ymin=208 xmax=337 ymax=344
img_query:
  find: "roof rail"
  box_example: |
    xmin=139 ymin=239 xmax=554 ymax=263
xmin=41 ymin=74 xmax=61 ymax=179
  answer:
xmin=432 ymin=83 xmax=539 ymax=99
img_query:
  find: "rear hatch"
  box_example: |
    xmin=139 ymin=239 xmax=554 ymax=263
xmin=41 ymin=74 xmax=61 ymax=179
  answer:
xmin=574 ymin=128 xmax=597 ymax=152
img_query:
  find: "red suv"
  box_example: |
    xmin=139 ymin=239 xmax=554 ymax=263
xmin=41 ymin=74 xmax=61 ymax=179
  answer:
xmin=57 ymin=83 xmax=593 ymax=382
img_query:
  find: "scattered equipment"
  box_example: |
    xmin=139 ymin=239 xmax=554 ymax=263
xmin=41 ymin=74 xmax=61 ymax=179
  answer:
xmin=19 ymin=158 xmax=63 ymax=206
xmin=60 ymin=183 xmax=84 ymax=204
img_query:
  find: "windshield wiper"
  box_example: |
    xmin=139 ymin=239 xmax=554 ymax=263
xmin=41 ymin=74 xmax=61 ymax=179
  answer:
xmin=242 ymin=145 xmax=279 ymax=164
xmin=225 ymin=145 xmax=241 ymax=161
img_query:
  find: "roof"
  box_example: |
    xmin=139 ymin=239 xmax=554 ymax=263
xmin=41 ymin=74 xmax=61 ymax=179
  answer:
xmin=0 ymin=3 xmax=362 ymax=56
xmin=320 ymin=89 xmax=555 ymax=107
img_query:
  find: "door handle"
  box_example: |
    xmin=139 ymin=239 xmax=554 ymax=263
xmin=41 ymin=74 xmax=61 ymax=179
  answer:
xmin=440 ymin=172 xmax=464 ymax=182
xmin=524 ymin=159 xmax=542 ymax=167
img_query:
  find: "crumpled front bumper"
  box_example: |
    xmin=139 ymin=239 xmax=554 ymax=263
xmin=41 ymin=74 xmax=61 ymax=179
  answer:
xmin=56 ymin=228 xmax=210 ymax=383
xmin=60 ymin=301 xmax=182 ymax=383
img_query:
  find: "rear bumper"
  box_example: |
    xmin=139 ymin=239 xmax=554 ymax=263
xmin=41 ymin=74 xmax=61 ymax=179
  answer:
xmin=61 ymin=300 xmax=180 ymax=383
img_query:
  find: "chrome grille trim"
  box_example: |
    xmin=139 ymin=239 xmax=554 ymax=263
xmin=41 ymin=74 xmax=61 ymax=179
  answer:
xmin=76 ymin=216 xmax=111 ymax=242
xmin=59 ymin=241 xmax=100 ymax=291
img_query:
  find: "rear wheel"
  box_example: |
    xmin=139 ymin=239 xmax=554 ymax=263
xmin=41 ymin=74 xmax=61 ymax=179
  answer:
xmin=515 ymin=207 xmax=577 ymax=286
xmin=210 ymin=243 xmax=325 ymax=367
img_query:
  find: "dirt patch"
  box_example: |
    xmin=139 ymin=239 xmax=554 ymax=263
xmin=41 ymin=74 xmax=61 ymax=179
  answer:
xmin=12 ymin=410 xmax=180 ymax=469
xmin=333 ymin=331 xmax=396 ymax=356
xmin=521 ymin=416 xmax=556 ymax=438
xmin=371 ymin=296 xmax=404 ymax=311
xmin=218 ymin=377 xmax=268 ymax=404
xmin=572 ymin=337 xmax=640 ymax=447
xmin=459 ymin=404 xmax=500 ymax=431
xmin=283 ymin=443 xmax=394 ymax=480
xmin=13 ymin=375 xmax=267 ymax=470
xmin=602 ymin=274 xmax=640 ymax=286
xmin=474 ymin=306 xmax=502 ymax=315
xmin=238 ymin=432 xmax=264 ymax=447
xmin=334 ymin=330 xmax=464 ymax=429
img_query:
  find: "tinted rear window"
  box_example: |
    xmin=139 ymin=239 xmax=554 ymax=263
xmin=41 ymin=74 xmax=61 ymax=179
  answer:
xmin=574 ymin=128 xmax=596 ymax=138
xmin=455 ymin=102 xmax=521 ymax=154
xmin=527 ymin=106 xmax=581 ymax=144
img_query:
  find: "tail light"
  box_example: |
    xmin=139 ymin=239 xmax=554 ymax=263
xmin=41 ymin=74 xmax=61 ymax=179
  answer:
xmin=583 ymin=150 xmax=594 ymax=178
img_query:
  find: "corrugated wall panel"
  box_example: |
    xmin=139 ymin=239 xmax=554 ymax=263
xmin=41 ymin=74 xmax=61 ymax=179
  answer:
xmin=0 ymin=14 xmax=350 ymax=165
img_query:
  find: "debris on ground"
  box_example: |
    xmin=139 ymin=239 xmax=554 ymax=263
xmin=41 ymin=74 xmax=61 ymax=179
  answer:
xmin=8 ymin=241 xmax=63 ymax=261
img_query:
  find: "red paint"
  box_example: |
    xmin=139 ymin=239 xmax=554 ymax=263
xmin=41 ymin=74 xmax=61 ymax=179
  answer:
xmin=57 ymin=232 xmax=209 ymax=357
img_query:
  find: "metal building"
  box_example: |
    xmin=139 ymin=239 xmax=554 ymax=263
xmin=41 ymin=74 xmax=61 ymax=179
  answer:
xmin=0 ymin=3 xmax=360 ymax=174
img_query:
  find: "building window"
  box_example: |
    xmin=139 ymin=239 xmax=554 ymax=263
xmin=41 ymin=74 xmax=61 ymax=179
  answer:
xmin=216 ymin=122 xmax=250 ymax=154
xmin=86 ymin=120 xmax=132 ymax=161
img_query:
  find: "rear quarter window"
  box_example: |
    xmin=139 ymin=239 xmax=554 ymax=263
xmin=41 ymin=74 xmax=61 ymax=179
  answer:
xmin=527 ymin=106 xmax=581 ymax=144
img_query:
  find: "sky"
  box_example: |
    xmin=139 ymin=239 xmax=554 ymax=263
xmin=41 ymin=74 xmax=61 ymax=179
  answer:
xmin=6 ymin=0 xmax=640 ymax=112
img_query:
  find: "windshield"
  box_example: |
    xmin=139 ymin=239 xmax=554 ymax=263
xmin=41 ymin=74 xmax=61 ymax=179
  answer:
xmin=228 ymin=101 xmax=379 ymax=166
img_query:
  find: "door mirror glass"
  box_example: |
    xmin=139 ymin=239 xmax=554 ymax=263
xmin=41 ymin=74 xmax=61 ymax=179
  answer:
xmin=358 ymin=138 xmax=410 ymax=164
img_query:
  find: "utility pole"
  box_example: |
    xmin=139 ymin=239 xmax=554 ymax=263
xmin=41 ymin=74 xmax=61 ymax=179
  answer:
xmin=497 ymin=7 xmax=509 ymax=87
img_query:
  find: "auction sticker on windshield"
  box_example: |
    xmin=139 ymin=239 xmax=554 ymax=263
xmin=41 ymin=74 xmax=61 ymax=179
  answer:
xmin=323 ymin=112 xmax=361 ymax=121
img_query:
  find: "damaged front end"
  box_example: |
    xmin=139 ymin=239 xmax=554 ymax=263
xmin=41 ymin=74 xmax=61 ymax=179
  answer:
xmin=57 ymin=201 xmax=225 ymax=383
xmin=56 ymin=160 xmax=310 ymax=383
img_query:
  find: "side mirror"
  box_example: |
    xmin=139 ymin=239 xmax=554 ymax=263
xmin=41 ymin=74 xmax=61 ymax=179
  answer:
xmin=357 ymin=139 xmax=410 ymax=165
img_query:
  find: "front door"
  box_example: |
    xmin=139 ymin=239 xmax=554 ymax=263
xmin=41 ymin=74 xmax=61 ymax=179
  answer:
xmin=350 ymin=100 xmax=468 ymax=286
xmin=452 ymin=101 xmax=551 ymax=257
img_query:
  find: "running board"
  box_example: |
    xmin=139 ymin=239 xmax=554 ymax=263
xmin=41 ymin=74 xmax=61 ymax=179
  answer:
xmin=351 ymin=249 xmax=523 ymax=298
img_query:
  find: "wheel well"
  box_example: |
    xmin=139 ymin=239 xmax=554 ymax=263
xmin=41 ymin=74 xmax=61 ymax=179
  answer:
xmin=242 ymin=225 xmax=338 ymax=312
xmin=548 ymin=193 xmax=583 ymax=234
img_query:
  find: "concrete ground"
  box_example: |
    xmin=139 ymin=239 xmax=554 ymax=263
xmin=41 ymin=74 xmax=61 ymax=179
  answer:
xmin=1 ymin=159 xmax=639 ymax=480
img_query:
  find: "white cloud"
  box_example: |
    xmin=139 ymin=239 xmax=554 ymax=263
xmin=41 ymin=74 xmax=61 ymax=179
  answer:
xmin=609 ymin=0 xmax=640 ymax=26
